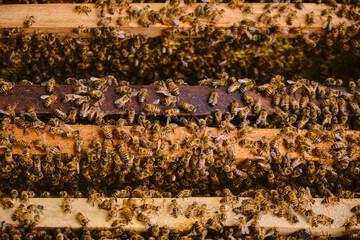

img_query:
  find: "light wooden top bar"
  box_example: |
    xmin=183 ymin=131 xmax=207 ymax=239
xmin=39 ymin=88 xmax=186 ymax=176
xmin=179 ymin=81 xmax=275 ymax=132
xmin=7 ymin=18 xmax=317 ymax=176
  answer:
xmin=0 ymin=3 xmax=352 ymax=37
xmin=0 ymin=197 xmax=359 ymax=236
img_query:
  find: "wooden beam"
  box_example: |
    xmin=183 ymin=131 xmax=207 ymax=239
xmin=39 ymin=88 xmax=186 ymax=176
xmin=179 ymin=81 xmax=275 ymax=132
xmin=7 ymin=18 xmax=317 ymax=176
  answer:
xmin=0 ymin=84 xmax=351 ymax=116
xmin=0 ymin=197 xmax=359 ymax=236
xmin=1 ymin=124 xmax=359 ymax=165
xmin=0 ymin=3 xmax=353 ymax=38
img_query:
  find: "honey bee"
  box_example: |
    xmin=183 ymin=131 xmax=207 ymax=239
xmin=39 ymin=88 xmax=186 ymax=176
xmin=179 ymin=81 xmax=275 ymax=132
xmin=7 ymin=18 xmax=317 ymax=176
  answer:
xmin=101 ymin=125 xmax=113 ymax=139
xmin=162 ymin=96 xmax=178 ymax=107
xmin=238 ymin=106 xmax=251 ymax=120
xmin=322 ymin=15 xmax=333 ymax=31
xmin=137 ymin=88 xmax=148 ymax=104
xmin=318 ymin=214 xmax=334 ymax=225
xmin=74 ymin=5 xmax=92 ymax=15
xmin=166 ymin=79 xmax=179 ymax=96
xmin=25 ymin=106 xmax=39 ymax=121
xmin=242 ymin=93 xmax=254 ymax=106
xmin=184 ymin=202 xmax=198 ymax=218
xmin=227 ymin=80 xmax=241 ymax=93
xmin=243 ymin=4 xmax=253 ymax=13
xmin=0 ymin=118 xmax=11 ymax=131
xmin=169 ymin=199 xmax=182 ymax=218
xmin=24 ymin=16 xmax=35 ymax=28
xmin=89 ymin=90 xmax=103 ymax=99
xmin=111 ymin=219 xmax=128 ymax=228
xmin=163 ymin=108 xmax=180 ymax=118
xmin=305 ymin=11 xmax=315 ymax=26
xmin=115 ymin=94 xmax=132 ymax=108
xmin=61 ymin=198 xmax=73 ymax=213
xmin=41 ymin=78 xmax=56 ymax=93
xmin=180 ymin=103 xmax=196 ymax=113
xmin=286 ymin=10 xmax=297 ymax=25
xmin=208 ymin=91 xmax=218 ymax=106
xmin=62 ymin=94 xmax=81 ymax=103
xmin=349 ymin=81 xmax=357 ymax=91
xmin=40 ymin=94 xmax=58 ymax=108
xmin=321 ymin=196 xmax=340 ymax=205
xmin=239 ymin=79 xmax=255 ymax=93
xmin=73 ymin=25 xmax=90 ymax=34
xmin=143 ymin=104 xmax=161 ymax=114
xmin=193 ymin=221 xmax=207 ymax=238
xmin=76 ymin=212 xmax=89 ymax=227
xmin=280 ymin=94 xmax=290 ymax=111
xmin=137 ymin=147 xmax=153 ymax=157
xmin=1 ymin=197 xmax=14 ymax=209
xmin=52 ymin=108 xmax=67 ymax=121
xmin=137 ymin=212 xmax=152 ymax=227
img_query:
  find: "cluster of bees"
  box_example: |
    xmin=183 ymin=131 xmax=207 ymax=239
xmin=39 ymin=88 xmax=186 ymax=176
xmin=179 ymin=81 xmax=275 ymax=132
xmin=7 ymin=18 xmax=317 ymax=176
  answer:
xmin=1 ymin=0 xmax=360 ymax=84
xmin=0 ymin=0 xmax=360 ymax=238
xmin=0 ymin=74 xmax=360 ymax=238
xmin=0 ymin=224 xmax=343 ymax=240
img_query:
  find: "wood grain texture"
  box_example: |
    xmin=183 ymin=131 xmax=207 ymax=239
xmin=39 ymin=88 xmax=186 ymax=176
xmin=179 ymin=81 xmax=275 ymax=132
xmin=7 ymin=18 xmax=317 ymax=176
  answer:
xmin=0 ymin=3 xmax=353 ymax=38
xmin=0 ymin=85 xmax=350 ymax=116
xmin=0 ymin=197 xmax=359 ymax=236
xmin=1 ymin=124 xmax=359 ymax=165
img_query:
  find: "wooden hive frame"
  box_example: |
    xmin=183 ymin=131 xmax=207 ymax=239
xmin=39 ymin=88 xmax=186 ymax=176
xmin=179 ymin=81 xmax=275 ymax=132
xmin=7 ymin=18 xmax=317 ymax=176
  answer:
xmin=0 ymin=1 xmax=360 ymax=238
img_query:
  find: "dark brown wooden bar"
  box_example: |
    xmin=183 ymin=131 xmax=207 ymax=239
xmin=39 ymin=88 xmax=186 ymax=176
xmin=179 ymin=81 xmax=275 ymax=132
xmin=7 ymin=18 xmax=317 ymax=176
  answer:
xmin=0 ymin=84 xmax=351 ymax=116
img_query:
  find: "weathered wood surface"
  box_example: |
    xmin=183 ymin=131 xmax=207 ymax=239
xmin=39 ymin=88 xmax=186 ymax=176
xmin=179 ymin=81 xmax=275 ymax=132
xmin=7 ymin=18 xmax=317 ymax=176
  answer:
xmin=0 ymin=85 xmax=351 ymax=116
xmin=0 ymin=197 xmax=359 ymax=236
xmin=0 ymin=124 xmax=358 ymax=165
xmin=0 ymin=3 xmax=353 ymax=38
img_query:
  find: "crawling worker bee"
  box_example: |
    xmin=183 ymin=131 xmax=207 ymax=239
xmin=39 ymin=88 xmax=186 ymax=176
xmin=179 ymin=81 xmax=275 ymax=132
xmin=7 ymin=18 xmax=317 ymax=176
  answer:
xmin=180 ymin=103 xmax=196 ymax=113
xmin=143 ymin=104 xmax=161 ymax=114
xmin=74 ymin=5 xmax=92 ymax=15
xmin=52 ymin=108 xmax=67 ymax=121
xmin=208 ymin=91 xmax=218 ymax=106
xmin=61 ymin=198 xmax=73 ymax=213
xmin=166 ymin=78 xmax=180 ymax=96
xmin=0 ymin=81 xmax=15 ymax=94
xmin=76 ymin=212 xmax=89 ymax=227
xmin=41 ymin=78 xmax=56 ymax=93
xmin=137 ymin=88 xmax=148 ymax=104
xmin=40 ymin=94 xmax=58 ymax=108
xmin=169 ymin=199 xmax=182 ymax=218
xmin=24 ymin=16 xmax=35 ymax=28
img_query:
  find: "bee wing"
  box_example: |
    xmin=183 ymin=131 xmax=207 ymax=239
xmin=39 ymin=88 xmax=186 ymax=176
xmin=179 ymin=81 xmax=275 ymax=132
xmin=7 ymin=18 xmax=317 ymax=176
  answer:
xmin=322 ymin=21 xmax=328 ymax=30
xmin=40 ymin=81 xmax=48 ymax=86
xmin=237 ymin=79 xmax=248 ymax=84
xmin=155 ymin=90 xmax=172 ymax=97
xmin=75 ymin=80 xmax=86 ymax=87
xmin=291 ymin=156 xmax=305 ymax=169
xmin=255 ymin=115 xmax=262 ymax=125
xmin=131 ymin=91 xmax=138 ymax=97
xmin=79 ymin=107 xmax=90 ymax=118
xmin=245 ymin=31 xmax=252 ymax=40
xmin=264 ymin=230 xmax=275 ymax=238
xmin=306 ymin=186 xmax=313 ymax=198
xmin=286 ymin=80 xmax=296 ymax=85
xmin=325 ymin=188 xmax=334 ymax=197
xmin=256 ymin=84 xmax=269 ymax=91
xmin=40 ymin=95 xmax=50 ymax=100
xmin=114 ymin=97 xmax=123 ymax=105
xmin=313 ymin=82 xmax=319 ymax=92
xmin=152 ymin=99 xmax=160 ymax=105
xmin=89 ymin=76 xmax=100 ymax=81
xmin=0 ymin=109 xmax=9 ymax=116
